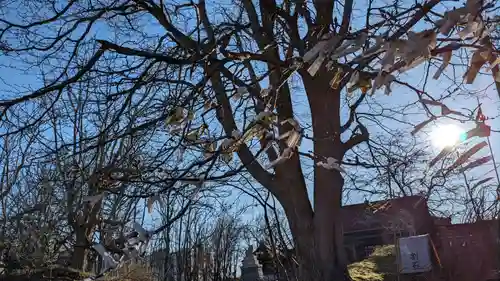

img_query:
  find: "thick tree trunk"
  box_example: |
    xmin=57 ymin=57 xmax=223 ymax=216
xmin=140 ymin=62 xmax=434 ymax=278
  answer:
xmin=209 ymin=54 xmax=350 ymax=280
xmin=71 ymin=228 xmax=89 ymax=270
xmin=281 ymin=188 xmax=350 ymax=281
xmin=70 ymin=192 xmax=102 ymax=271
xmin=277 ymin=182 xmax=318 ymax=280
xmin=292 ymin=71 xmax=350 ymax=281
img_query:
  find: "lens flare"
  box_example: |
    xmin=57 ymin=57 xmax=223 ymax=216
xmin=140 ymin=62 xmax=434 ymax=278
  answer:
xmin=430 ymin=124 xmax=464 ymax=149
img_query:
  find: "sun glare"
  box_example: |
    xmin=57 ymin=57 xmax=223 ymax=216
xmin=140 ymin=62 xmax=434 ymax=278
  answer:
xmin=430 ymin=124 xmax=464 ymax=149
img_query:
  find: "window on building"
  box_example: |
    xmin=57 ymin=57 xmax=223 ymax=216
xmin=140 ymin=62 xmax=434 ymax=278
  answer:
xmin=394 ymin=231 xmax=410 ymax=238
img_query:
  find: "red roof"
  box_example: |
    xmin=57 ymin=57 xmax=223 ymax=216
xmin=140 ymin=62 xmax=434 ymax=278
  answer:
xmin=341 ymin=195 xmax=430 ymax=233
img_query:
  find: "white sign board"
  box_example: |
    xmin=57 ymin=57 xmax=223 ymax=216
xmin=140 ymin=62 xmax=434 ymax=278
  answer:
xmin=398 ymin=234 xmax=432 ymax=274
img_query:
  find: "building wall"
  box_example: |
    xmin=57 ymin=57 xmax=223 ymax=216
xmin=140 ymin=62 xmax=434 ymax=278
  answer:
xmin=341 ymin=197 xmax=499 ymax=281
xmin=341 ymin=196 xmax=435 ymax=262
xmin=250 ymin=197 xmax=499 ymax=281
xmin=436 ymin=220 xmax=498 ymax=281
xmin=341 ymin=196 xmax=434 ymax=235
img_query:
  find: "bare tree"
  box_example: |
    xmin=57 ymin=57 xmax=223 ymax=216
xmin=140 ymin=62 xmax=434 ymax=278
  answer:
xmin=346 ymin=129 xmax=498 ymax=222
xmin=150 ymin=201 xmax=247 ymax=281
xmin=0 ymin=0 xmax=498 ymax=281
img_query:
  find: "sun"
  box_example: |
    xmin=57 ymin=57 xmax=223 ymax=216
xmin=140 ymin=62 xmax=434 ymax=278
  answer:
xmin=430 ymin=124 xmax=464 ymax=149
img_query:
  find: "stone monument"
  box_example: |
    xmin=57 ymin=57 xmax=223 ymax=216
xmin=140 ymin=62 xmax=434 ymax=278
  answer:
xmin=240 ymin=245 xmax=264 ymax=281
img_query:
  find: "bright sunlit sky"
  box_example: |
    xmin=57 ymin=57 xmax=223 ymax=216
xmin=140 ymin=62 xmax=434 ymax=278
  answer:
xmin=0 ymin=0 xmax=498 ymax=234
xmin=430 ymin=124 xmax=463 ymax=150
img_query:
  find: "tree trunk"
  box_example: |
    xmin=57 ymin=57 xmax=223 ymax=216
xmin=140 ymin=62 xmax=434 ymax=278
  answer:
xmin=280 ymin=180 xmax=350 ymax=281
xmin=71 ymin=228 xmax=89 ymax=270
xmin=277 ymin=181 xmax=318 ymax=281
xmin=287 ymin=71 xmax=350 ymax=281
xmin=209 ymin=57 xmax=350 ymax=280
xmin=71 ymin=191 xmax=102 ymax=270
